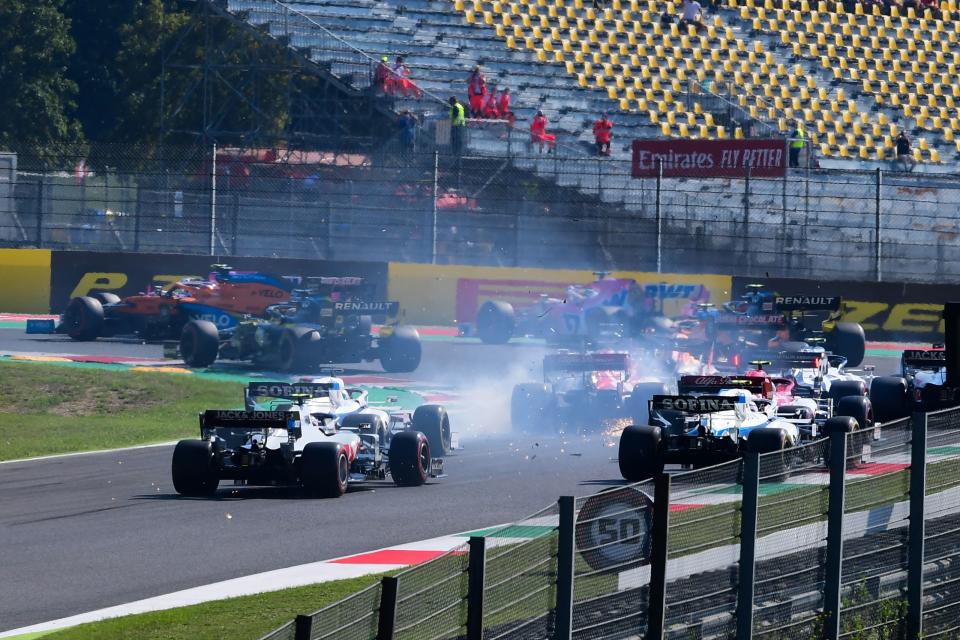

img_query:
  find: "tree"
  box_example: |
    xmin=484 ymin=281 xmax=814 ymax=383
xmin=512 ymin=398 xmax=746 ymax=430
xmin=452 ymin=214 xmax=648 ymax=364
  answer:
xmin=0 ymin=0 xmax=83 ymax=158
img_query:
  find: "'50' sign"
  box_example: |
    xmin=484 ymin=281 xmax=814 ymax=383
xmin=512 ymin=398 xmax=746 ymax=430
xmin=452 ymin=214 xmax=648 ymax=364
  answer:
xmin=575 ymin=487 xmax=654 ymax=572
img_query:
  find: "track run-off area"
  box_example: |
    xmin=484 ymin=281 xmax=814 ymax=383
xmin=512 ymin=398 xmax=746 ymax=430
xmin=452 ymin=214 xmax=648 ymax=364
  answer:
xmin=0 ymin=325 xmax=905 ymax=634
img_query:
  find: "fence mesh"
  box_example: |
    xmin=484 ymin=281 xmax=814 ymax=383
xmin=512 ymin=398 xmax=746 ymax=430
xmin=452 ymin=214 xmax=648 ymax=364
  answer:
xmin=392 ymin=542 xmax=470 ymax=640
xmin=257 ymin=619 xmax=296 ymax=640
xmin=483 ymin=503 xmax=560 ymax=640
xmin=664 ymin=459 xmax=742 ymax=639
xmin=308 ymin=580 xmax=381 ymax=640
xmin=3 ymin=140 xmax=960 ymax=279
xmin=571 ymin=479 xmax=655 ymax=640
xmin=752 ymin=438 xmax=829 ymax=638
xmin=836 ymin=419 xmax=912 ymax=639
xmin=923 ymin=408 xmax=960 ymax=638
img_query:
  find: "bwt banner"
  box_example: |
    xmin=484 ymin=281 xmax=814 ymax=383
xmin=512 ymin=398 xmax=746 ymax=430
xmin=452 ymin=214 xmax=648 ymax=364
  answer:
xmin=631 ymin=139 xmax=787 ymax=178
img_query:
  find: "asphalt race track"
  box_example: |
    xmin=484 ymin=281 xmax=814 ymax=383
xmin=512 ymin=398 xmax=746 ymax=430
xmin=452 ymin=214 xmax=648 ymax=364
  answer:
xmin=0 ymin=327 xmax=904 ymax=631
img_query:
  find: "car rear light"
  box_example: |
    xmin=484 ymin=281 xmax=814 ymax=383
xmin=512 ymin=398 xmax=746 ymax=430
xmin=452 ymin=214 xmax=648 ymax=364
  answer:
xmin=732 ymin=354 xmax=741 ymax=368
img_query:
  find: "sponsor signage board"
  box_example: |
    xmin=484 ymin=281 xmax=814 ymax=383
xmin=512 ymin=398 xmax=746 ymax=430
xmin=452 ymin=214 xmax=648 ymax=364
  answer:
xmin=631 ymin=139 xmax=787 ymax=178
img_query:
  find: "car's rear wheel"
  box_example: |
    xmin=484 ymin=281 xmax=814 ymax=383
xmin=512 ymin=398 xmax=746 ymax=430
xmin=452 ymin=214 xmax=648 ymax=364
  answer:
xmin=379 ymin=326 xmax=422 ymax=373
xmin=747 ymin=427 xmax=791 ymax=482
xmin=278 ymin=327 xmax=320 ymax=372
xmin=510 ymin=383 xmax=553 ymax=432
xmin=828 ymin=380 xmax=868 ymax=403
xmin=390 ymin=431 xmax=430 ymax=486
xmin=827 ymin=322 xmax=866 ymax=367
xmin=869 ymin=376 xmax=909 ymax=423
xmin=412 ymin=404 xmax=451 ymax=455
xmin=63 ymin=296 xmax=104 ymax=341
xmin=618 ymin=425 xmax=663 ymax=482
xmin=180 ymin=320 xmax=220 ymax=368
xmin=90 ymin=292 xmax=121 ymax=305
xmin=301 ymin=442 xmax=349 ymax=498
xmin=476 ymin=301 xmax=515 ymax=344
xmin=172 ymin=440 xmax=219 ymax=497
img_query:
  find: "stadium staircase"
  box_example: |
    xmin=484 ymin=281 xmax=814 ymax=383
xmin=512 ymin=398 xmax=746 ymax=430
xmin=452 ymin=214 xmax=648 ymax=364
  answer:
xmin=216 ymin=0 xmax=960 ymax=278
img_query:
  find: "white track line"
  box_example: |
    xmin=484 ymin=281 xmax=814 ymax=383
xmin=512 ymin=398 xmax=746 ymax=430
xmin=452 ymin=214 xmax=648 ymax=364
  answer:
xmin=0 ymin=441 xmax=178 ymax=466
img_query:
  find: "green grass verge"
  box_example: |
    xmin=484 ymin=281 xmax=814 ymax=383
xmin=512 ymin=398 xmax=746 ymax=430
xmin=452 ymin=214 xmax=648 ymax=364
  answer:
xmin=0 ymin=360 xmax=242 ymax=461
xmin=31 ymin=573 xmax=389 ymax=640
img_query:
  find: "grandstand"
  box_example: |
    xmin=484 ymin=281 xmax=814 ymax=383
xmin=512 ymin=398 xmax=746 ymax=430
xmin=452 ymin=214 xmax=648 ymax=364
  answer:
xmin=224 ymin=0 xmax=960 ymax=169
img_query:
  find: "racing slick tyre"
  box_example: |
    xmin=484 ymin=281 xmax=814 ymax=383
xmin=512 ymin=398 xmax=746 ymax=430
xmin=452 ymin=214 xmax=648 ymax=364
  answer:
xmin=869 ymin=376 xmax=910 ymax=423
xmin=390 ymin=430 xmax=430 ymax=487
xmin=510 ymin=383 xmax=554 ymax=432
xmin=618 ymin=425 xmax=663 ymax=482
xmin=172 ymin=440 xmax=220 ymax=497
xmin=826 ymin=322 xmax=866 ymax=367
xmin=585 ymin=306 xmax=627 ymax=342
xmin=626 ymin=382 xmax=669 ymax=426
xmin=476 ymin=301 xmax=515 ymax=344
xmin=301 ymin=442 xmax=349 ymax=498
xmin=90 ymin=292 xmax=121 ymax=306
xmin=828 ymin=380 xmax=868 ymax=403
xmin=278 ymin=326 xmax=321 ymax=372
xmin=63 ymin=296 xmax=104 ymax=341
xmin=412 ymin=404 xmax=452 ymax=456
xmin=746 ymin=427 xmax=792 ymax=482
xmin=823 ymin=416 xmax=864 ymax=469
xmin=180 ymin=320 xmax=220 ymax=368
xmin=379 ymin=326 xmax=422 ymax=373
xmin=339 ymin=413 xmax=389 ymax=449
xmin=835 ymin=395 xmax=872 ymax=466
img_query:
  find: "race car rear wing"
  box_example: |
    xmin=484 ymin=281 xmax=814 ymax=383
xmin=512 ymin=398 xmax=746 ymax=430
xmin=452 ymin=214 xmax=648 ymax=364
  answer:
xmin=650 ymin=395 xmax=740 ymax=413
xmin=200 ymin=410 xmax=299 ymax=430
xmin=902 ymin=349 xmax=946 ymax=368
xmin=678 ymin=375 xmax=766 ymax=395
xmin=543 ymin=352 xmax=630 ymax=373
xmin=771 ymin=295 xmax=842 ymax=312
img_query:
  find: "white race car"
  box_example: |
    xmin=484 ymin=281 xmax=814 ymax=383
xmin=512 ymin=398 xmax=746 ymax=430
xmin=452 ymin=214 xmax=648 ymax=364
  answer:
xmin=171 ymin=378 xmax=452 ymax=498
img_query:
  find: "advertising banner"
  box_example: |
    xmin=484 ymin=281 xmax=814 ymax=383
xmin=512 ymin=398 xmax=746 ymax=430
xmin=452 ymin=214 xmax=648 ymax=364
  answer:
xmin=0 ymin=249 xmax=52 ymax=313
xmin=732 ymin=276 xmax=960 ymax=342
xmin=48 ymin=252 xmax=387 ymax=313
xmin=631 ymin=139 xmax=787 ymax=178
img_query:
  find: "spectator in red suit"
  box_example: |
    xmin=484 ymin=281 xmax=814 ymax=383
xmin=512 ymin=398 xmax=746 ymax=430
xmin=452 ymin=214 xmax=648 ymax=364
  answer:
xmin=530 ymin=110 xmax=556 ymax=152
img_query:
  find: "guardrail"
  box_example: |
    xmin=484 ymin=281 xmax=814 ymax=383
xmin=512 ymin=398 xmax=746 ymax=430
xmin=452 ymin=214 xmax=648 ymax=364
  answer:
xmin=259 ymin=405 xmax=960 ymax=640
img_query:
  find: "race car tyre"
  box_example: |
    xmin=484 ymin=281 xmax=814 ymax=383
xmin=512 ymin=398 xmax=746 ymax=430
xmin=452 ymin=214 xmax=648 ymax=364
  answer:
xmin=172 ymin=440 xmax=219 ymax=497
xmin=747 ymin=427 xmax=791 ymax=481
xmin=390 ymin=430 xmax=430 ymax=487
xmin=618 ymin=425 xmax=663 ymax=482
xmin=180 ymin=320 xmax=220 ymax=368
xmin=476 ymin=301 xmax=515 ymax=344
xmin=823 ymin=416 xmax=864 ymax=468
xmin=339 ymin=413 xmax=389 ymax=450
xmin=63 ymin=296 xmax=104 ymax=341
xmin=301 ymin=442 xmax=349 ymax=498
xmin=828 ymin=380 xmax=868 ymax=403
xmin=278 ymin=326 xmax=321 ymax=372
xmin=827 ymin=322 xmax=866 ymax=367
xmin=869 ymin=376 xmax=910 ymax=423
xmin=626 ymin=382 xmax=670 ymax=425
xmin=90 ymin=292 xmax=121 ymax=306
xmin=510 ymin=383 xmax=553 ymax=432
xmin=379 ymin=326 xmax=422 ymax=373
xmin=835 ymin=395 xmax=873 ymax=430
xmin=585 ymin=306 xmax=627 ymax=342
xmin=412 ymin=404 xmax=451 ymax=456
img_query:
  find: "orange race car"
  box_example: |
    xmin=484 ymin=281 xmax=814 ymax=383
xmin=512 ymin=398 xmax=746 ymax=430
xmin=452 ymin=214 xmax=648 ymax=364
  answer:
xmin=59 ymin=266 xmax=294 ymax=341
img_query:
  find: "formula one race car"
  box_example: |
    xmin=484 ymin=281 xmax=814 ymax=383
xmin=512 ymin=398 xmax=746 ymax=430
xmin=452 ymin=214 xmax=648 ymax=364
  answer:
xmin=175 ymin=277 xmax=422 ymax=373
xmin=691 ymin=287 xmax=866 ymax=367
xmin=869 ymin=348 xmax=959 ymax=422
xmin=171 ymin=380 xmax=452 ymax=498
xmin=474 ymin=274 xmax=705 ymax=345
xmin=59 ymin=266 xmax=293 ymax=341
xmin=617 ymin=372 xmax=873 ymax=481
xmin=510 ymin=351 xmax=669 ymax=432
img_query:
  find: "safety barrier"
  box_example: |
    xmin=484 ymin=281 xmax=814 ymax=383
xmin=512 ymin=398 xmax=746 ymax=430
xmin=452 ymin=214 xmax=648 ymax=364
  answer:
xmin=259 ymin=406 xmax=960 ymax=640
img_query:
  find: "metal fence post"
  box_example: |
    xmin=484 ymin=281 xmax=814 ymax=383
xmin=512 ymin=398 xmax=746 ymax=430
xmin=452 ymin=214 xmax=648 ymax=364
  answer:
xmin=209 ymin=142 xmax=217 ymax=256
xmin=647 ymin=472 xmax=671 ymax=640
xmin=737 ymin=453 xmax=760 ymax=640
xmin=467 ymin=536 xmax=486 ymax=640
xmin=35 ymin=166 xmax=45 ymax=248
xmin=294 ymin=614 xmax=313 ymax=640
xmin=823 ymin=422 xmax=850 ymax=640
xmin=377 ymin=575 xmax=399 ymax=640
xmin=743 ymin=164 xmax=751 ymax=273
xmin=875 ymin=167 xmax=882 ymax=282
xmin=431 ymin=149 xmax=439 ymax=264
xmin=655 ymin=160 xmax=662 ymax=273
xmin=908 ymin=411 xmax=928 ymax=639
xmin=555 ymin=495 xmax=576 ymax=640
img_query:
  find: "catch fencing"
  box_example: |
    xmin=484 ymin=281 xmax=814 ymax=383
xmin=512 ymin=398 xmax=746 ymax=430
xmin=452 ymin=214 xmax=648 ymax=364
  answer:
xmin=259 ymin=405 xmax=960 ymax=640
xmin=1 ymin=141 xmax=959 ymax=283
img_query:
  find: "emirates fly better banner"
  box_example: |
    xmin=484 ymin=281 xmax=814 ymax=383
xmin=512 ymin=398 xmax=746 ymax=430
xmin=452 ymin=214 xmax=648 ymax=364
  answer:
xmin=631 ymin=139 xmax=787 ymax=178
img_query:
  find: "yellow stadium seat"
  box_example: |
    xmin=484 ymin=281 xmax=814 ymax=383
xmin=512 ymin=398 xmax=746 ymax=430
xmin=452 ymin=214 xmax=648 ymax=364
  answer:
xmin=930 ymin=148 xmax=941 ymax=163
xmin=919 ymin=138 xmax=929 ymax=151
